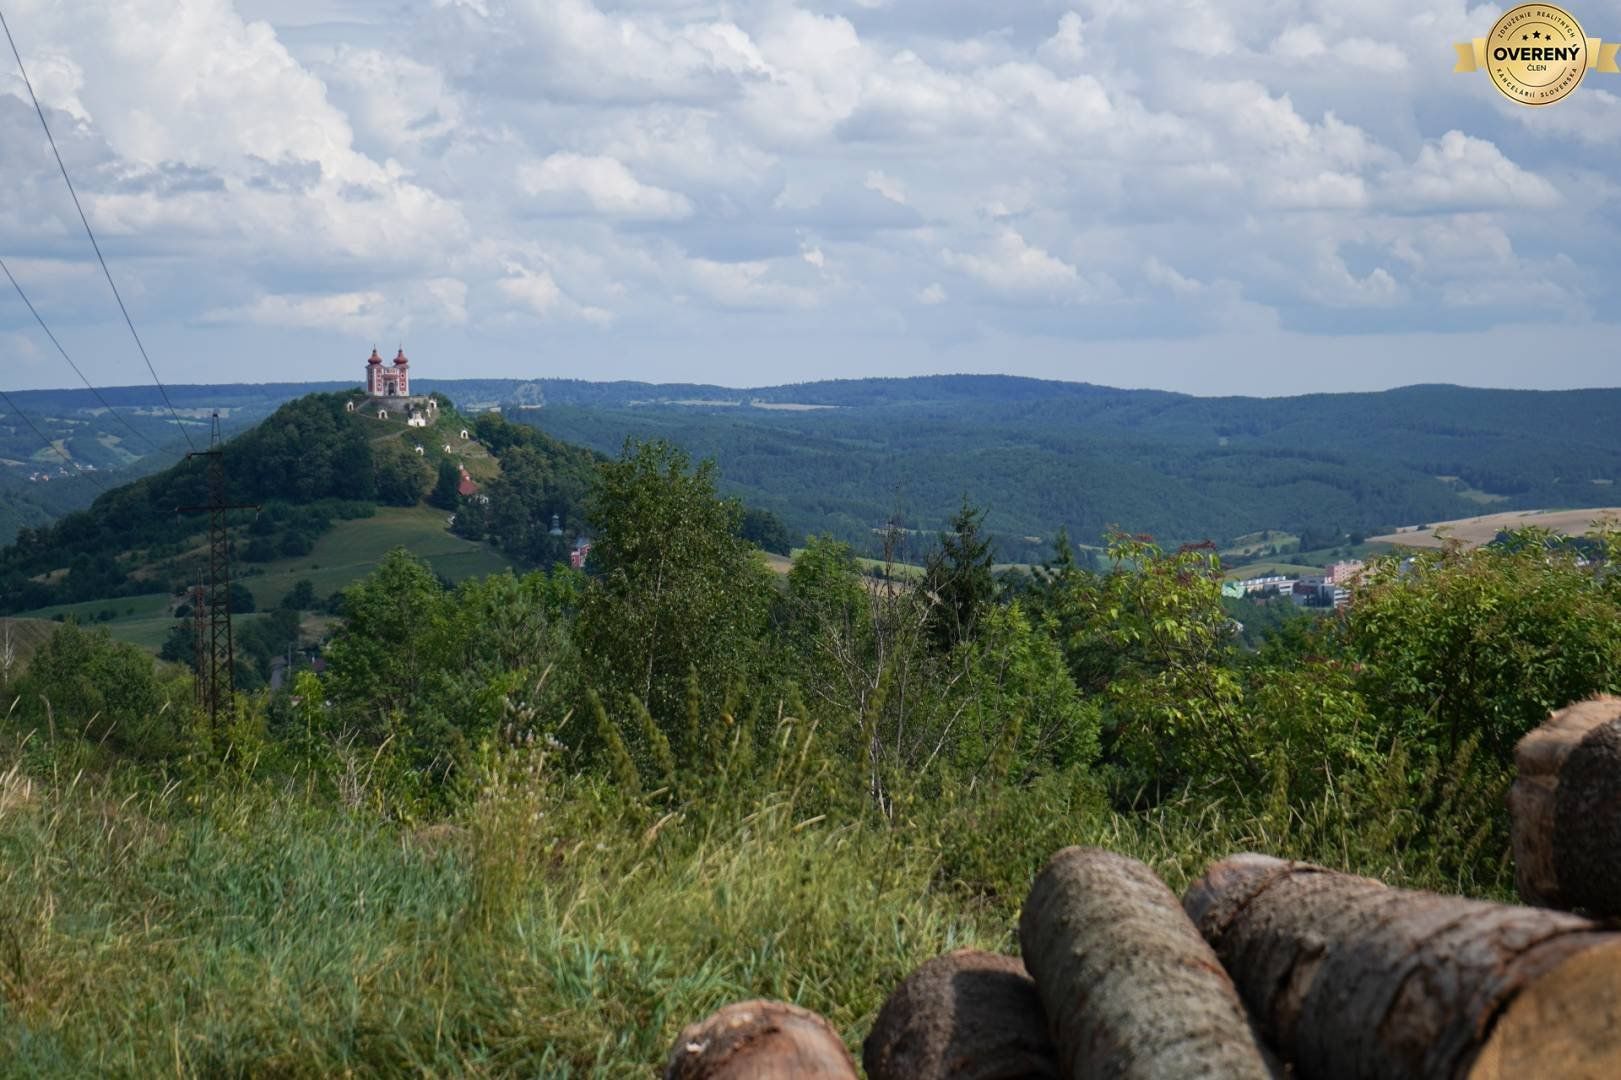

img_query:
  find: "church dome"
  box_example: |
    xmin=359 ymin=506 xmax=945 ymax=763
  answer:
xmin=394 ymin=348 xmax=409 ymax=366
xmin=367 ymin=348 xmax=383 ymax=365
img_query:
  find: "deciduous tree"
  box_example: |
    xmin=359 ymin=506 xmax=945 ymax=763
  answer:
xmin=577 ymin=440 xmax=773 ymax=730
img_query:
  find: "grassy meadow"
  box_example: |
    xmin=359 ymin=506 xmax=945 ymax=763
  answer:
xmin=8 ymin=593 xmax=177 ymax=652
xmin=238 ymin=506 xmax=512 ymax=610
xmin=0 ymin=726 xmax=1505 ymax=1078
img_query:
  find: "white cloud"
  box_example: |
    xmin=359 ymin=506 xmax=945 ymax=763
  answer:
xmin=942 ymin=229 xmax=1086 ymax=296
xmin=497 ymin=264 xmax=561 ymax=316
xmin=1382 ymin=131 xmax=1561 ymax=211
xmin=200 ymin=276 xmax=470 ymax=335
xmin=202 ymin=290 xmax=388 ymax=333
xmin=311 ymin=46 xmax=465 ymax=156
xmin=518 ymin=153 xmax=694 ymax=220
xmin=684 ymin=257 xmax=822 ymax=310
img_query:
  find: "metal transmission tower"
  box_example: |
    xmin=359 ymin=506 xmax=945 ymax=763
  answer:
xmin=177 ymin=413 xmax=257 ymax=734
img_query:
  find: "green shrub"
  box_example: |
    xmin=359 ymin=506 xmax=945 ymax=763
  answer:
xmin=11 ymin=622 xmax=190 ymax=759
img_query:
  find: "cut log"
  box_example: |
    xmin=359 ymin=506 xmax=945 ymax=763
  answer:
xmin=863 ymin=949 xmax=1058 ymax=1080
xmin=1184 ymin=853 xmax=1621 ymax=1080
xmin=1019 ymin=847 xmax=1272 ymax=1079
xmin=1509 ymin=694 xmax=1621 ymax=914
xmin=663 ymin=1000 xmax=857 ymax=1080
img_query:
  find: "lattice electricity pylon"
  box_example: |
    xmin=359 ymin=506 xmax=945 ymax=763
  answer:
xmin=176 ymin=412 xmax=257 ymax=735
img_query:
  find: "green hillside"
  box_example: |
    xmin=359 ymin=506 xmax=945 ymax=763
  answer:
xmin=11 ymin=593 xmax=177 ymax=652
xmin=0 ymin=393 xmax=600 ymax=660
xmin=0 ymin=381 xmax=349 ymax=544
xmin=239 ymin=506 xmax=513 ymax=610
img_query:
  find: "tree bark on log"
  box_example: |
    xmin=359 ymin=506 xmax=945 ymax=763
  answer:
xmin=663 ymin=1000 xmax=857 ymax=1080
xmin=863 ymin=948 xmax=1058 ymax=1080
xmin=1184 ymin=853 xmax=1621 ymax=1080
xmin=1509 ymin=694 xmax=1621 ymax=914
xmin=1019 ymin=847 xmax=1272 ymax=1079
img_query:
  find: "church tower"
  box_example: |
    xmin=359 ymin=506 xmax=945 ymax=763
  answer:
xmin=392 ymin=348 xmax=410 ymax=397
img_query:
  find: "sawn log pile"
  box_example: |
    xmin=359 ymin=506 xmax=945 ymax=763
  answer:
xmin=666 ymin=698 xmax=1621 ymax=1079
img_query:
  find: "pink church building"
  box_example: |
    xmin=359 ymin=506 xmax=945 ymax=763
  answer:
xmin=365 ymin=347 xmax=411 ymax=397
xmin=350 ymin=345 xmax=437 ymax=422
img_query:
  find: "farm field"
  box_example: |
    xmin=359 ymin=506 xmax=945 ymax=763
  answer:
xmin=6 ymin=604 xmax=292 ymax=655
xmin=239 ymin=506 xmax=512 ymax=609
xmin=1220 ymin=530 xmax=1301 ymax=559
xmin=773 ymin=549 xmax=929 ymax=582
xmin=12 ymin=593 xmax=177 ymax=651
xmin=1369 ymin=508 xmax=1621 ymax=551
xmin=8 ymin=595 xmax=290 ymax=655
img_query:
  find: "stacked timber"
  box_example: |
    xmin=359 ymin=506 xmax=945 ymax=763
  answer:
xmin=670 ymin=757 xmax=1621 ymax=1080
xmin=1185 ymin=854 xmax=1621 ymax=1079
xmin=1508 ymin=694 xmax=1621 ymax=915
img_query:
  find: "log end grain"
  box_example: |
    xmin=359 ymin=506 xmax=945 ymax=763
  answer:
xmin=1511 ymin=695 xmax=1621 ymax=914
xmin=1512 ymin=696 xmax=1621 ymax=777
xmin=664 ymin=1000 xmax=858 ymax=1080
xmin=1550 ymin=716 xmax=1621 ymax=913
xmin=863 ymin=949 xmax=1057 ymax=1080
xmin=1466 ymin=937 xmax=1621 ymax=1080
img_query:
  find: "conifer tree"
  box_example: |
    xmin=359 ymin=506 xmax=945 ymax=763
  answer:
xmin=922 ymin=496 xmax=996 ymax=651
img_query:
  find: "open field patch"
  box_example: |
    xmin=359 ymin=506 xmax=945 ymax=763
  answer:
xmin=239 ymin=506 xmax=512 ymax=609
xmin=1370 ymin=508 xmax=1621 ymax=550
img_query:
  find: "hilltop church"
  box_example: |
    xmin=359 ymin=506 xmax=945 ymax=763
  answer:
xmin=348 ymin=347 xmax=438 ymax=425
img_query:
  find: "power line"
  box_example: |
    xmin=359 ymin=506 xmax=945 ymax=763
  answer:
xmin=0 ymin=385 xmax=105 ymax=490
xmin=0 ymin=254 xmax=161 ymax=454
xmin=1 ymin=6 xmax=195 ymax=451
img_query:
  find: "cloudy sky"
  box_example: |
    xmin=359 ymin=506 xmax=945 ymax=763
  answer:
xmin=1 ymin=0 xmax=1618 ymax=395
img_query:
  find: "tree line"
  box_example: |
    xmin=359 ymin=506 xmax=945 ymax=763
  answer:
xmin=9 ymin=437 xmax=1620 ymax=899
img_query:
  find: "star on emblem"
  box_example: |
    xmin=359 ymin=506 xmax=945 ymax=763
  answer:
xmin=1533 ymin=30 xmax=1542 ymax=39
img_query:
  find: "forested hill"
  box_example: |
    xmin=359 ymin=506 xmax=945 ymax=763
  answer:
xmin=511 ymin=377 xmax=1621 ymax=559
xmin=8 ymin=376 xmax=1621 ymax=557
xmin=0 ymin=392 xmax=599 ymax=614
xmin=0 ymin=380 xmax=351 ymax=544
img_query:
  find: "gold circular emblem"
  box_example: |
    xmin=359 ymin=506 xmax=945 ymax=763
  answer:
xmin=1487 ymin=4 xmax=1589 ymax=105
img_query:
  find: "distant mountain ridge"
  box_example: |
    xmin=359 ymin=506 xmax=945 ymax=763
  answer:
xmin=498 ymin=376 xmax=1621 ymax=558
xmin=6 ymin=375 xmax=1621 ymax=557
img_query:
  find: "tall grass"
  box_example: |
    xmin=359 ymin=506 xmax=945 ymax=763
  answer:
xmin=0 ymin=723 xmax=1509 ymax=1077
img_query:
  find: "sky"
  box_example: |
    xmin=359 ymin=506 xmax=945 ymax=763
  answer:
xmin=1 ymin=0 xmax=1619 ymax=396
